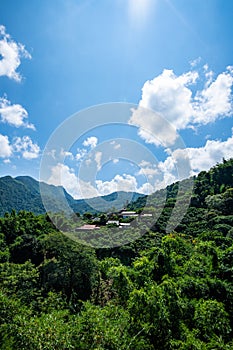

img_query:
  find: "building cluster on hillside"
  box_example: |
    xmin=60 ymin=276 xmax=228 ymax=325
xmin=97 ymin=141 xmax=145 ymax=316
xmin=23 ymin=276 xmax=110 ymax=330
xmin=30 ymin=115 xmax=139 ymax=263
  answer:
xmin=76 ymin=209 xmax=153 ymax=230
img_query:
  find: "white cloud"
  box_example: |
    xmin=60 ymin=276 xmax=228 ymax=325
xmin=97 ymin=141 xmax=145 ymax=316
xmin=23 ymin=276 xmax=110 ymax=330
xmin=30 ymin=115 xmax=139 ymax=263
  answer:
xmin=75 ymin=137 xmax=98 ymax=162
xmin=137 ymin=165 xmax=158 ymax=178
xmin=138 ymin=69 xmax=197 ymax=128
xmin=48 ymin=163 xmax=79 ymax=196
xmin=129 ymin=107 xmax=178 ymax=147
xmin=129 ymin=66 xmax=233 ymax=147
xmin=157 ymin=155 xmax=182 ymax=188
xmin=139 ymin=160 xmax=152 ymax=167
xmin=0 ymin=134 xmax=40 ymax=161
xmin=0 ymin=134 xmax=12 ymax=158
xmin=96 ymin=174 xmax=138 ymax=195
xmin=13 ymin=136 xmax=40 ymax=159
xmin=0 ymin=96 xmax=35 ymax=129
xmin=48 ymin=163 xmax=153 ymax=199
xmin=48 ymin=163 xmax=98 ymax=199
xmin=137 ymin=182 xmax=155 ymax=195
xmin=112 ymin=158 xmax=119 ymax=164
xmin=83 ymin=136 xmax=98 ymax=149
xmin=46 ymin=148 xmax=74 ymax=161
xmin=180 ymin=135 xmax=233 ymax=174
xmin=137 ymin=160 xmax=159 ymax=180
xmin=155 ymin=132 xmax=233 ymax=190
xmin=95 ymin=151 xmax=102 ymax=171
xmin=46 ymin=132 xmax=233 ymax=200
xmin=76 ymin=148 xmax=87 ymax=161
xmin=0 ymin=25 xmax=31 ymax=82
xmin=190 ymin=57 xmax=201 ymax=68
xmin=60 ymin=148 xmax=74 ymax=160
xmin=193 ymin=67 xmax=233 ymax=124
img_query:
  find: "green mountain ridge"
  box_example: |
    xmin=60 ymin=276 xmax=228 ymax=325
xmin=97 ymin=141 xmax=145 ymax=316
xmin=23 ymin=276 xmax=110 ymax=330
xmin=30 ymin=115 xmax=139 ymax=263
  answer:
xmin=1 ymin=158 xmax=233 ymax=219
xmin=0 ymin=175 xmax=144 ymax=216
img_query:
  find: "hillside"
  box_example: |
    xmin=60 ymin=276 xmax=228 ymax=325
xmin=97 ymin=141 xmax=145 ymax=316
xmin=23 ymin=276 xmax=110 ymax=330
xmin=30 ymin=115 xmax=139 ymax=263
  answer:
xmin=129 ymin=158 xmax=233 ymax=211
xmin=0 ymin=176 xmax=75 ymax=216
xmin=0 ymin=175 xmax=144 ymax=216
xmin=0 ymin=158 xmax=232 ymax=349
xmin=1 ymin=158 xmax=233 ymax=218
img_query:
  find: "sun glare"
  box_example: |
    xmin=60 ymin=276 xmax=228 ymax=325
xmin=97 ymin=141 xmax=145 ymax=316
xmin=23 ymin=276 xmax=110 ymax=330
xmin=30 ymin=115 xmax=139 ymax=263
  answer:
xmin=128 ymin=0 xmax=153 ymax=25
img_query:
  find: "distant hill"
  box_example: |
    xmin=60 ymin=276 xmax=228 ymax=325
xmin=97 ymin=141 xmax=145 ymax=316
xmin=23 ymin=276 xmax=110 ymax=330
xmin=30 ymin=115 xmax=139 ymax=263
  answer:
xmin=129 ymin=158 xmax=233 ymax=211
xmin=1 ymin=158 xmax=232 ymax=217
xmin=0 ymin=175 xmax=144 ymax=216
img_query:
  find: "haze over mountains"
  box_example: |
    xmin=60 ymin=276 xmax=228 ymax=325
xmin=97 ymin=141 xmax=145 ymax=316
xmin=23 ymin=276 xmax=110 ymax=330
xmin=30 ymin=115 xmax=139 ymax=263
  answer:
xmin=0 ymin=175 xmax=144 ymax=216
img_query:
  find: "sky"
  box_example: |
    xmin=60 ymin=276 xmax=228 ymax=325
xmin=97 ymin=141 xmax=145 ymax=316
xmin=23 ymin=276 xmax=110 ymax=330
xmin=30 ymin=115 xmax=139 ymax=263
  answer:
xmin=0 ymin=0 xmax=233 ymax=199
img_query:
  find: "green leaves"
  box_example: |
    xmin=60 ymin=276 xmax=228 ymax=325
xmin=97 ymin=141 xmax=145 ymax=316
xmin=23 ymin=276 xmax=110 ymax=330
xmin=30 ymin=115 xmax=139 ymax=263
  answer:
xmin=40 ymin=231 xmax=99 ymax=303
xmin=194 ymin=299 xmax=231 ymax=341
xmin=0 ymin=159 xmax=233 ymax=349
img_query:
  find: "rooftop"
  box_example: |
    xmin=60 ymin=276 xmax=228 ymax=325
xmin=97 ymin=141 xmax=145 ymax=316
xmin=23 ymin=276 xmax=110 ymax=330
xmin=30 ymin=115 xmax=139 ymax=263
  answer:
xmin=75 ymin=224 xmax=100 ymax=230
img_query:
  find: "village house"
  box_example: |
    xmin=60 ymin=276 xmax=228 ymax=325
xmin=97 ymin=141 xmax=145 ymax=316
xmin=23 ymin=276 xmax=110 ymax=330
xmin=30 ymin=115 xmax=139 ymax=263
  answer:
xmin=106 ymin=220 xmax=120 ymax=226
xmin=119 ymin=210 xmax=138 ymax=218
xmin=75 ymin=224 xmax=100 ymax=231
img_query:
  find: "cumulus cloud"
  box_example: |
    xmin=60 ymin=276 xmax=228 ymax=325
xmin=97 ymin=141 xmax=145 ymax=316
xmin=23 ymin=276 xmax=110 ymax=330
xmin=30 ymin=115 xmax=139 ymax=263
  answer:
xmin=0 ymin=25 xmax=31 ymax=82
xmin=83 ymin=136 xmax=98 ymax=149
xmin=155 ymin=132 xmax=233 ymax=191
xmin=48 ymin=163 xmax=152 ymax=199
xmin=0 ymin=134 xmax=40 ymax=161
xmin=176 ymin=135 xmax=233 ymax=175
xmin=47 ymin=163 xmax=98 ymax=199
xmin=129 ymin=65 xmax=233 ymax=146
xmin=137 ymin=165 xmax=158 ymax=179
xmin=96 ymin=174 xmax=138 ymax=195
xmin=137 ymin=182 xmax=155 ymax=195
xmin=75 ymin=137 xmax=98 ymax=162
xmin=0 ymin=134 xmax=12 ymax=158
xmin=13 ymin=136 xmax=40 ymax=159
xmin=193 ymin=67 xmax=233 ymax=124
xmin=0 ymin=96 xmax=35 ymax=129
xmin=138 ymin=160 xmax=159 ymax=181
xmin=129 ymin=107 xmax=178 ymax=147
xmin=47 ymin=131 xmax=233 ymax=199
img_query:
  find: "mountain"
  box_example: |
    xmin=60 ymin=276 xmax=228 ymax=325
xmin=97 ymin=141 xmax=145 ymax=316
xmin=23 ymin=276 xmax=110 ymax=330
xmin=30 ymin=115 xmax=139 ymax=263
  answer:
xmin=0 ymin=162 xmax=232 ymax=349
xmin=77 ymin=191 xmax=143 ymax=214
xmin=1 ymin=158 xmax=232 ymax=218
xmin=130 ymin=158 xmax=233 ymax=211
xmin=0 ymin=175 xmax=144 ymax=216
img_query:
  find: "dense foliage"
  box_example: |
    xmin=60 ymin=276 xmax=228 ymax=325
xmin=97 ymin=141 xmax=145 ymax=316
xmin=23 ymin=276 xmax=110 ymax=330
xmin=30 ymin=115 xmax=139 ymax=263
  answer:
xmin=0 ymin=159 xmax=232 ymax=349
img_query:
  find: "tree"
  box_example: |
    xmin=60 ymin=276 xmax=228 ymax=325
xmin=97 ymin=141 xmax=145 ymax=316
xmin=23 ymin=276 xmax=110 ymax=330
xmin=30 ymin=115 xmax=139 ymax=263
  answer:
xmin=194 ymin=299 xmax=231 ymax=342
xmin=40 ymin=232 xmax=98 ymax=303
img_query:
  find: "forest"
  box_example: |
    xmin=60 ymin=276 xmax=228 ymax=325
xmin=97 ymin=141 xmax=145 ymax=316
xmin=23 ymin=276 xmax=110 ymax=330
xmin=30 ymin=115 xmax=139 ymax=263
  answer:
xmin=0 ymin=159 xmax=233 ymax=349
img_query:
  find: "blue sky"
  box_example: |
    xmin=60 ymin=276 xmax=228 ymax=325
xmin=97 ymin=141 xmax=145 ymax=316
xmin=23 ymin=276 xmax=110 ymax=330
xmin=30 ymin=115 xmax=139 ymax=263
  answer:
xmin=0 ymin=0 xmax=233 ymax=199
